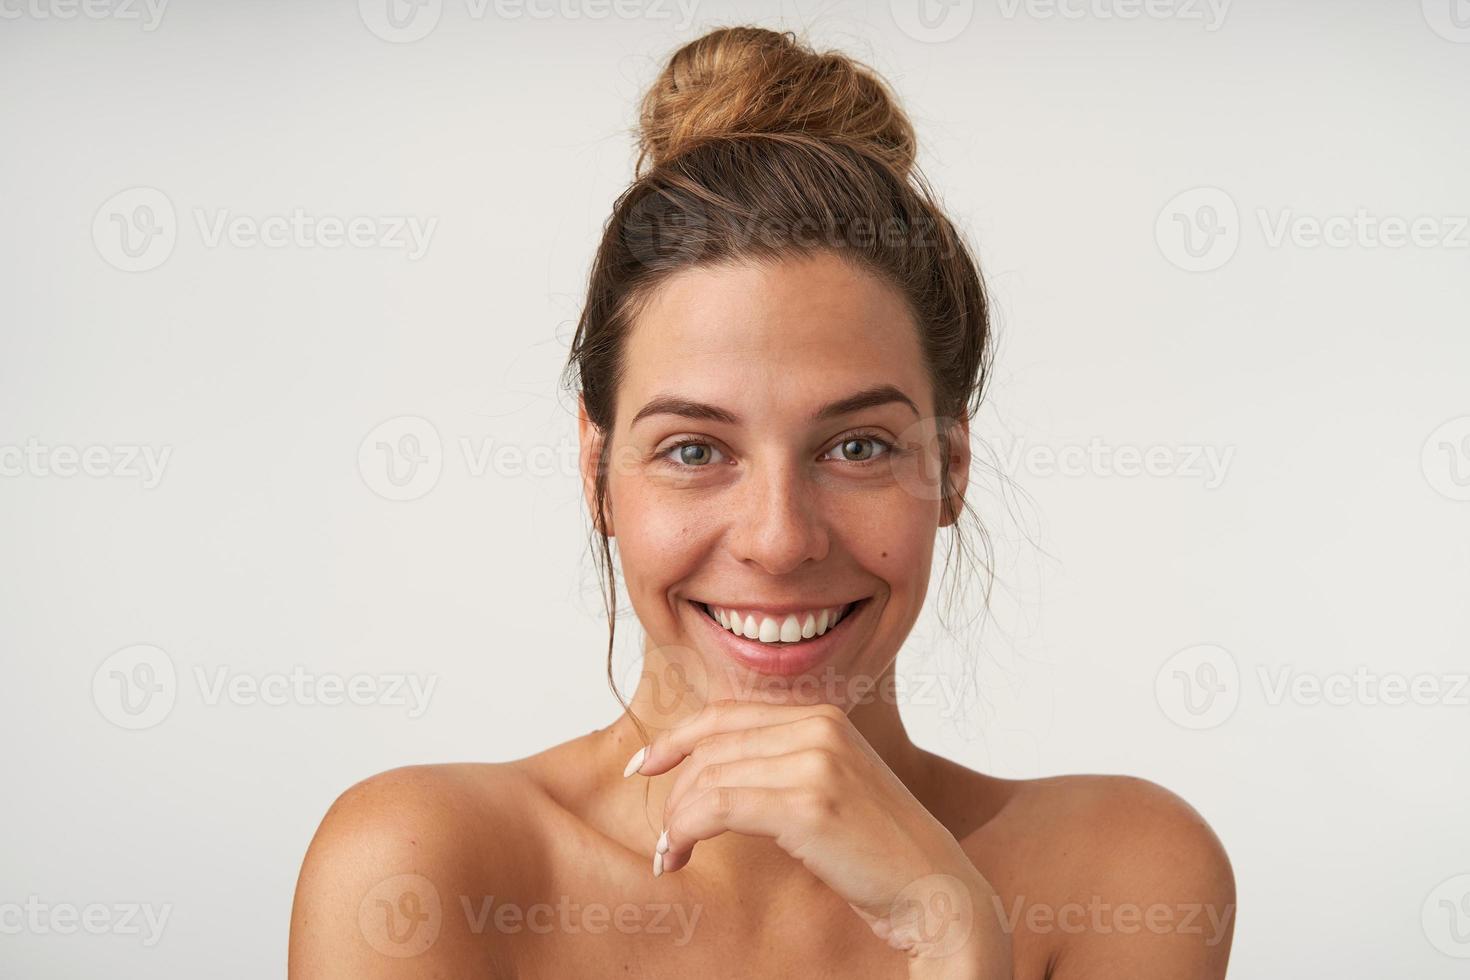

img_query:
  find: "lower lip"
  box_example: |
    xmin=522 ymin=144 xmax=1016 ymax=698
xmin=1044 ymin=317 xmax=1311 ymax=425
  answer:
xmin=689 ymin=598 xmax=869 ymax=677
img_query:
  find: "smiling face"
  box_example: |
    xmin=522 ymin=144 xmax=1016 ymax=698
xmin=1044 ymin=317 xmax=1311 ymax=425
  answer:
xmin=580 ymin=250 xmax=969 ymax=709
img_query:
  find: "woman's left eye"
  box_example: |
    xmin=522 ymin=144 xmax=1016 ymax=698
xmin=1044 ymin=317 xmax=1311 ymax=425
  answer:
xmin=821 ymin=435 xmax=893 ymax=464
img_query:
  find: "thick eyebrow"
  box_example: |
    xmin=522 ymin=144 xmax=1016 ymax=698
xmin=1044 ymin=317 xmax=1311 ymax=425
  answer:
xmin=630 ymin=383 xmax=920 ymax=429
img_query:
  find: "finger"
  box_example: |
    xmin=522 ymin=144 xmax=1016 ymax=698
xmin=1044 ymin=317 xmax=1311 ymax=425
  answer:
xmin=661 ymin=783 xmax=815 ymax=875
xmin=662 ymin=728 xmax=841 ymax=825
xmin=635 ymin=699 xmax=845 ymax=777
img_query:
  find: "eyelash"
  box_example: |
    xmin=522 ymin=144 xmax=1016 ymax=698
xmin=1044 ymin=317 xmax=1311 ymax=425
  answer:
xmin=656 ymin=430 xmax=897 ymax=470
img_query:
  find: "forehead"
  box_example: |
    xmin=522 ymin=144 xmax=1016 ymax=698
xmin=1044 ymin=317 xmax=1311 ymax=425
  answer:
xmin=618 ymin=252 xmax=929 ymax=427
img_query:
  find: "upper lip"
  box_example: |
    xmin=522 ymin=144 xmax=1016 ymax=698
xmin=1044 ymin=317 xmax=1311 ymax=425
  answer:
xmin=692 ymin=597 xmax=867 ymax=616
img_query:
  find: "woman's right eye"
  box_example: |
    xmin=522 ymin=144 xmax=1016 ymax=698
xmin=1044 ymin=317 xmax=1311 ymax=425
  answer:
xmin=660 ymin=439 xmax=725 ymax=467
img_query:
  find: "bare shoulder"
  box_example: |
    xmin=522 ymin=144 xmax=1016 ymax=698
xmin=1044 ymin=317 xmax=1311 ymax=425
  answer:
xmin=974 ymin=772 xmax=1236 ymax=979
xmin=288 ymin=761 xmax=550 ymax=979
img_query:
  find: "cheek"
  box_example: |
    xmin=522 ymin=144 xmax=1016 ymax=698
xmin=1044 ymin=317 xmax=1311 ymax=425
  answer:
xmin=607 ymin=479 xmax=715 ymax=597
xmin=835 ymin=488 xmax=938 ymax=596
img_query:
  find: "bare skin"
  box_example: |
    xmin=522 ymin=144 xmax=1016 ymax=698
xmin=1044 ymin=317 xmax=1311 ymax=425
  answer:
xmin=289 ymin=253 xmax=1236 ymax=978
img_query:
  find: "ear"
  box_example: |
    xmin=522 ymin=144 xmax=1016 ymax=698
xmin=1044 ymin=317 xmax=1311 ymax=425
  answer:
xmin=577 ymin=393 xmax=614 ymax=538
xmin=938 ymin=414 xmax=971 ymax=529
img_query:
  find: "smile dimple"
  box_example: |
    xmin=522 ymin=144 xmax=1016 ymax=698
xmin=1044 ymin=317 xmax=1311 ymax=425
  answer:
xmin=695 ymin=599 xmax=861 ymax=645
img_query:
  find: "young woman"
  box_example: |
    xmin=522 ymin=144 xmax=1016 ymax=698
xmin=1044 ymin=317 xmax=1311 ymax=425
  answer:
xmin=289 ymin=27 xmax=1235 ymax=979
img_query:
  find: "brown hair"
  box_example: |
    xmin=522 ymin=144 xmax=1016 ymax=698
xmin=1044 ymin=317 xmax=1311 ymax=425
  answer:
xmin=559 ymin=27 xmax=995 ymax=732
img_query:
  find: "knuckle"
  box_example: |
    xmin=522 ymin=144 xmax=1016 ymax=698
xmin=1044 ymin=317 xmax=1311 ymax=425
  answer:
xmin=797 ymin=789 xmax=838 ymax=825
xmin=807 ymin=712 xmax=847 ymax=745
xmin=804 ymin=747 xmax=841 ymax=781
xmin=815 ymin=702 xmax=846 ymax=722
xmin=695 ymin=762 xmax=723 ymax=790
xmin=713 ymin=785 xmax=739 ymax=818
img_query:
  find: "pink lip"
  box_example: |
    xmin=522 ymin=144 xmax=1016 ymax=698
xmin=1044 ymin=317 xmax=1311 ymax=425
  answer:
xmin=688 ymin=598 xmax=868 ymax=677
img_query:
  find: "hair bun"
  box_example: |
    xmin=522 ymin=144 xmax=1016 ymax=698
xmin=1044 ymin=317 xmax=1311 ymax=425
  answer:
xmin=636 ymin=27 xmax=917 ymax=178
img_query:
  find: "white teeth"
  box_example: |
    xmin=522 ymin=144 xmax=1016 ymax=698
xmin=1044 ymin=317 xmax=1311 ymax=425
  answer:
xmin=704 ymin=602 xmax=855 ymax=645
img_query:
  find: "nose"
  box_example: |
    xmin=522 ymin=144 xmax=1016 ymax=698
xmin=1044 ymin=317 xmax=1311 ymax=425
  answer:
xmin=725 ymin=456 xmax=830 ymax=575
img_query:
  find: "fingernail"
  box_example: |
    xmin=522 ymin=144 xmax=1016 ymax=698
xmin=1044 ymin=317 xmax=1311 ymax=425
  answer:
xmin=623 ymin=746 xmax=647 ymax=778
xmin=656 ymin=828 xmax=669 ymax=854
xmin=653 ymin=849 xmax=664 ymax=877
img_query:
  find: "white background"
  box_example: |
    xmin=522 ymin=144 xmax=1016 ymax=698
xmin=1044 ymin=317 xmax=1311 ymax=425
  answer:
xmin=2 ymin=1 xmax=1468 ymax=976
